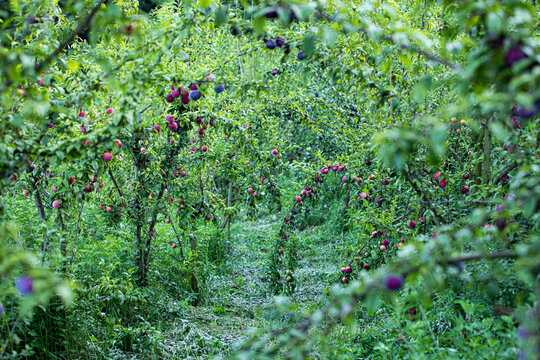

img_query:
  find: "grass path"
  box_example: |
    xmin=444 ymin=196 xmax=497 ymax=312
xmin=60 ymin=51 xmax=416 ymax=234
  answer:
xmin=161 ymin=216 xmax=346 ymax=359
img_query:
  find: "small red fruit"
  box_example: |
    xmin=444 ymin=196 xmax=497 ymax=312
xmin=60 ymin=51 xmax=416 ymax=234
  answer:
xmin=103 ymin=152 xmax=113 ymax=162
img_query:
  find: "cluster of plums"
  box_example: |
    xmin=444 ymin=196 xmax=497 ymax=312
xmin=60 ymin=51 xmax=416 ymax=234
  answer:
xmin=164 ymin=75 xmax=224 ymax=105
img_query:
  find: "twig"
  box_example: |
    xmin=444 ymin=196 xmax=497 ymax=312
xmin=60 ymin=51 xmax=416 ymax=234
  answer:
xmin=379 ymin=34 xmax=460 ymax=71
xmin=403 ymin=170 xmax=443 ymax=225
xmin=420 ymin=200 xmax=499 ymax=204
xmin=392 ymin=190 xmax=412 ymax=224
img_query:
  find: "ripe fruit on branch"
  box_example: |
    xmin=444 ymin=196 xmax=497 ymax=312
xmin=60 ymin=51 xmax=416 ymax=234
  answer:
xmin=22 ymin=190 xmax=29 ymax=196
xmin=103 ymin=152 xmax=113 ymax=162
xmin=385 ymin=275 xmax=404 ymax=291
xmin=439 ymin=180 xmax=447 ymax=188
xmin=408 ymin=220 xmax=416 ymax=229
xmin=172 ymin=244 xmax=177 ymax=248
xmin=272 ymin=149 xmax=278 ymax=155
xmin=297 ymin=51 xmax=304 ymax=60
xmin=16 ymin=276 xmax=33 ymax=295
xmin=434 ymin=172 xmax=441 ymax=181
xmin=214 ymin=83 xmax=225 ymax=93
xmin=190 ymin=91 xmax=202 ymax=100
xmin=52 ymin=200 xmax=60 ymax=208
xmin=278 ymin=248 xmax=284 ymax=254
xmin=106 ymin=206 xmax=112 ymax=212
xmin=265 ymin=40 xmax=276 ymax=49
xmin=342 ymin=277 xmax=348 ymax=283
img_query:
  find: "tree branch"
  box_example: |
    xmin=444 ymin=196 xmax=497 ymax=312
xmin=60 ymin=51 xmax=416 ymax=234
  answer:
xmin=35 ymin=0 xmax=107 ymax=73
xmin=377 ymin=33 xmax=460 ymax=71
xmin=492 ymin=162 xmax=517 ymax=185
xmin=403 ymin=170 xmax=443 ymax=225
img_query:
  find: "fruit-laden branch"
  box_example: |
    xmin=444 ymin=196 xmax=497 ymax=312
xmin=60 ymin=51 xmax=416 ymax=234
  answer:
xmin=492 ymin=162 xmax=517 ymax=185
xmin=270 ymin=250 xmax=517 ymax=344
xmin=35 ymin=0 xmax=107 ymax=73
xmin=403 ymin=170 xmax=443 ymax=225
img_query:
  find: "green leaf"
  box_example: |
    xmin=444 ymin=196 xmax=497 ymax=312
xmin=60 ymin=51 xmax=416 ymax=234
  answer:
xmin=303 ymin=33 xmax=316 ymax=58
xmin=253 ymin=16 xmax=266 ymax=34
xmin=215 ymin=6 xmax=228 ymax=27
xmin=199 ymin=0 xmax=211 ymax=9
xmin=412 ymin=75 xmax=433 ymax=103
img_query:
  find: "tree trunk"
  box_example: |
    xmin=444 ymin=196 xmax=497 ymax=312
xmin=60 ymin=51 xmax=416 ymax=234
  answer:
xmin=482 ymin=126 xmax=491 ymax=185
xmin=29 ymin=177 xmax=50 ymax=262
xmin=344 ymin=183 xmax=350 ymax=210
xmin=226 ymin=181 xmax=232 ymax=253
xmin=190 ymin=233 xmax=200 ymax=306
xmin=473 ymin=127 xmax=485 ymax=183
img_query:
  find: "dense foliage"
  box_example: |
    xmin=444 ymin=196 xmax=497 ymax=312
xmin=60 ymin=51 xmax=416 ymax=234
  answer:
xmin=0 ymin=0 xmax=539 ymax=358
